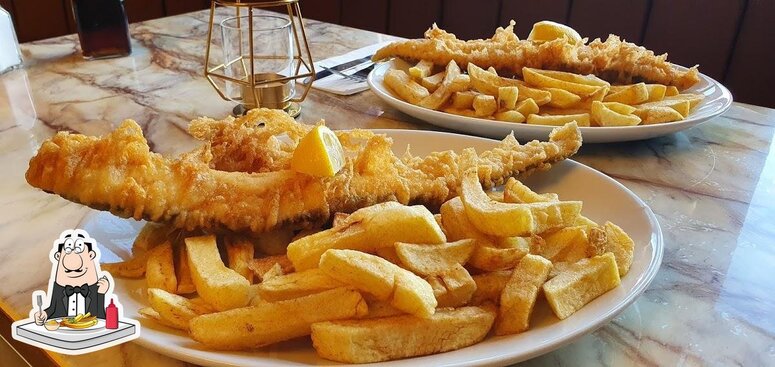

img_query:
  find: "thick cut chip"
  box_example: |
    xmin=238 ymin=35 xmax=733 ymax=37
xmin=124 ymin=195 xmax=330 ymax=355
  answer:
xmin=190 ymin=287 xmax=367 ymax=350
xmin=364 ymin=299 xmax=405 ymax=319
xmin=665 ymin=85 xmax=680 ymax=96
xmin=418 ymin=60 xmax=468 ymax=110
xmin=473 ymin=94 xmax=497 ymax=117
xmin=408 ymin=60 xmax=434 ymax=79
xmin=185 ymin=235 xmax=250 ymax=311
xmin=470 ymin=270 xmax=512 ymax=305
xmin=288 ymin=202 xmax=445 ymax=270
xmin=468 ymin=236 xmax=532 ymax=271
xmin=494 ymin=110 xmax=525 ymax=123
xmin=102 ymin=254 xmax=149 ymax=279
xmin=604 ymin=83 xmax=649 ymax=104
xmin=461 ymin=169 xmax=582 ymax=236
xmin=591 ymin=101 xmax=641 ymax=127
xmin=451 ymin=90 xmax=478 ymax=109
xmin=636 ymin=98 xmax=695 ymax=117
xmin=503 ymin=178 xmax=558 ymax=203
xmin=601 ymin=221 xmax=634 ymax=276
xmin=249 ymin=254 xmax=294 ymax=281
xmin=543 ymin=253 xmax=621 ymax=319
xmin=664 ymin=93 xmax=704 ymax=108
xmin=147 ymin=288 xmax=211 ymax=330
xmin=634 ymin=106 xmax=684 ymax=124
xmin=495 ymin=254 xmax=552 ymax=335
xmin=175 ymin=244 xmax=196 ymax=294
xmin=421 ymin=71 xmax=445 ymax=92
xmin=133 ymin=222 xmax=175 ymax=252
xmin=138 ymin=307 xmax=179 ymax=329
xmin=498 ymin=86 xmax=519 ymax=109
xmin=514 ymin=98 xmax=540 ymax=117
xmin=468 ymin=62 xmax=503 ymax=96
xmin=514 ymin=81 xmax=552 ymax=105
xmin=146 ymin=242 xmax=177 ymax=294
xmin=319 ymin=249 xmax=437 ymax=318
xmin=545 ymin=87 xmax=582 ymax=108
xmin=644 ymin=84 xmax=667 ymax=102
xmin=257 ymin=268 xmax=344 ymax=302
xmin=603 ymin=101 xmax=637 ymax=115
xmin=425 ymin=263 xmax=476 ymax=307
xmin=394 ymin=239 xmax=475 ymax=276
xmin=224 ymin=236 xmax=255 ymax=283
xmin=311 ymin=306 xmax=495 ymax=363
xmin=540 ymin=226 xmax=591 ymax=262
xmin=523 ymin=67 xmax=601 ymax=96
xmin=384 ymin=69 xmax=430 ymax=105
xmin=527 ymin=113 xmax=590 ymax=127
xmin=440 ymin=197 xmax=502 ymax=268
xmin=528 ymin=68 xmax=609 ymax=87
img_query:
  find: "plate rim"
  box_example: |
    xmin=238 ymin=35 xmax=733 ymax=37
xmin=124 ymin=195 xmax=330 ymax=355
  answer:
xmin=117 ymin=129 xmax=664 ymax=366
xmin=367 ymin=59 xmax=732 ymax=142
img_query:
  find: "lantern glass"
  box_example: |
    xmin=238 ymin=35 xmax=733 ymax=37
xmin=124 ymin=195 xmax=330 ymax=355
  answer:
xmin=204 ymin=0 xmax=315 ymax=113
xmin=220 ymin=15 xmax=295 ymax=107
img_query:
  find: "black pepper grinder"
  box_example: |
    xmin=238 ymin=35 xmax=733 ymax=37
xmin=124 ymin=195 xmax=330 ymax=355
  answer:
xmin=71 ymin=0 xmax=132 ymax=59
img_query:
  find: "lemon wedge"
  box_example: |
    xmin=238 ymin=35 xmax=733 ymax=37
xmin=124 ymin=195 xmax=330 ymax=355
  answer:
xmin=291 ymin=125 xmax=345 ymax=177
xmin=528 ymin=21 xmax=582 ymax=45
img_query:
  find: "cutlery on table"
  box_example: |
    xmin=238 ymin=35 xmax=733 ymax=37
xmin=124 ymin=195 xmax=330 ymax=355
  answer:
xmin=311 ymin=55 xmax=373 ymax=82
xmin=320 ymin=63 xmax=375 ymax=83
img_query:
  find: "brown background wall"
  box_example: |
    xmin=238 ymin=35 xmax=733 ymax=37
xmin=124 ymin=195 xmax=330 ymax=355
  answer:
xmin=1 ymin=0 xmax=772 ymax=107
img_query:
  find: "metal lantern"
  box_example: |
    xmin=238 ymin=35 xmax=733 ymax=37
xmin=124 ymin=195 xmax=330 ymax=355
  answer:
xmin=204 ymin=0 xmax=314 ymax=115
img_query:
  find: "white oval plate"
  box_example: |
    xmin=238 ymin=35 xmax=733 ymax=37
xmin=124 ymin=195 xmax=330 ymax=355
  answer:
xmin=87 ymin=130 xmax=663 ymax=366
xmin=368 ymin=59 xmax=732 ymax=143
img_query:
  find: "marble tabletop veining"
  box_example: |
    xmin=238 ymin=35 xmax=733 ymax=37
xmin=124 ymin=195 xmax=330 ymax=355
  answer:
xmin=1 ymin=8 xmax=774 ymax=367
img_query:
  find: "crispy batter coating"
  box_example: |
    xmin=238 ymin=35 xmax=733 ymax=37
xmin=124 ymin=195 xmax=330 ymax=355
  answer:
xmin=26 ymin=111 xmax=582 ymax=234
xmin=373 ymin=21 xmax=700 ymax=89
xmin=26 ymin=120 xmax=329 ymax=233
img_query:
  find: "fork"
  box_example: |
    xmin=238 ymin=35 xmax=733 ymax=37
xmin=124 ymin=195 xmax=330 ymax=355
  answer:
xmin=321 ymin=63 xmax=374 ymax=83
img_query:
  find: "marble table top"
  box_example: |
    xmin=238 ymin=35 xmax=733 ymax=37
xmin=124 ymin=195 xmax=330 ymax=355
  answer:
xmin=1 ymin=8 xmax=774 ymax=367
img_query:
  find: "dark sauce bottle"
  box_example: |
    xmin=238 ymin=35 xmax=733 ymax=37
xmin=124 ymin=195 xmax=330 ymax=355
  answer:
xmin=71 ymin=0 xmax=132 ymax=59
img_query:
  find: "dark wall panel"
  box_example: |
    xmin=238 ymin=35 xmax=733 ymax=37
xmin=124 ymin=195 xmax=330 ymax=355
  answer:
xmin=300 ymin=0 xmax=341 ymax=24
xmin=725 ymin=0 xmax=775 ymax=108
xmin=164 ymin=0 xmax=209 ymax=16
xmin=500 ymin=0 xmax=570 ymax=39
xmin=341 ymin=0 xmax=388 ymax=33
xmin=124 ymin=0 xmax=166 ymax=23
xmin=443 ymin=0 xmax=500 ymax=40
xmin=568 ymin=0 xmax=649 ymax=43
xmin=388 ymin=0 xmax=441 ymax=38
xmin=14 ymin=0 xmax=71 ymax=42
xmin=642 ymin=0 xmax=745 ymax=81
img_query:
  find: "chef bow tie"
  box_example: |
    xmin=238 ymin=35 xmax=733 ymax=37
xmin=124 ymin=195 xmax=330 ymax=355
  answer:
xmin=64 ymin=284 xmax=90 ymax=297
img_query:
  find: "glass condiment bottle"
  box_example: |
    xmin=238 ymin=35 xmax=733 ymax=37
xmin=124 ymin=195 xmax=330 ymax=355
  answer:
xmin=0 ymin=5 xmax=22 ymax=73
xmin=71 ymin=0 xmax=132 ymax=59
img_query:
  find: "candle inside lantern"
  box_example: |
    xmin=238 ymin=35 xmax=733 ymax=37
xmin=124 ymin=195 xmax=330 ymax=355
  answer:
xmin=240 ymin=73 xmax=294 ymax=110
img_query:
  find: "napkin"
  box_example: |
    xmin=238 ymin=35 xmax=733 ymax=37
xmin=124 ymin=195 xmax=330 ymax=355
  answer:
xmin=311 ymin=41 xmax=393 ymax=96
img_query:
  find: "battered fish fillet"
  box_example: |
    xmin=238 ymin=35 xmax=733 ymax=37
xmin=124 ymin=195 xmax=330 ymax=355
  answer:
xmin=26 ymin=112 xmax=581 ymax=234
xmin=373 ymin=21 xmax=700 ymax=89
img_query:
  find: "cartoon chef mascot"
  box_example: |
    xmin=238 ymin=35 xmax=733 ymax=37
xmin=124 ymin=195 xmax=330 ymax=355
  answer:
xmin=34 ymin=229 xmax=111 ymax=325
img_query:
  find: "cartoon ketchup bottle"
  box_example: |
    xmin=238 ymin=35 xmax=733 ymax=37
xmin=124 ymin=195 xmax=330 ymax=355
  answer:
xmin=106 ymin=299 xmax=119 ymax=329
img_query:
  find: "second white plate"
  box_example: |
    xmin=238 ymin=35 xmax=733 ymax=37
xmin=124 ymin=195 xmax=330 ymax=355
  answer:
xmin=368 ymin=59 xmax=732 ymax=143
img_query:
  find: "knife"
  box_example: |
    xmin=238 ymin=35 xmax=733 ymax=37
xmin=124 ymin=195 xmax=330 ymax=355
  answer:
xmin=314 ymin=55 xmax=373 ymax=81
